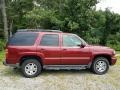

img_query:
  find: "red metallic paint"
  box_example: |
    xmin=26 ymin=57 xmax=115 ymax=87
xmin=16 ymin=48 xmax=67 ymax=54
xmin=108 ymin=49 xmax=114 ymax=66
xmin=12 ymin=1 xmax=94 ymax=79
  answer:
xmin=6 ymin=32 xmax=117 ymax=65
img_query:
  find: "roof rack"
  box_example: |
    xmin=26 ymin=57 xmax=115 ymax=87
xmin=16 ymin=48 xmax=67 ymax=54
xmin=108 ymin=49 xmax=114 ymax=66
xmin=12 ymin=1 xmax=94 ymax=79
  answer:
xmin=17 ymin=29 xmax=62 ymax=33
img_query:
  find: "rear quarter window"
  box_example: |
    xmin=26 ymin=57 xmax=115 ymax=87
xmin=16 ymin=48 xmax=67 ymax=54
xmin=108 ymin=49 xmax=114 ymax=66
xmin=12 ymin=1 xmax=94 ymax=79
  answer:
xmin=8 ymin=32 xmax=38 ymax=46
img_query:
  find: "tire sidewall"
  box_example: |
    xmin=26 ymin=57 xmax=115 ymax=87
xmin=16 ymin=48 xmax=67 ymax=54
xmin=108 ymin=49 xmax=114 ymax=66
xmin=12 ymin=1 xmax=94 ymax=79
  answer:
xmin=92 ymin=57 xmax=109 ymax=75
xmin=21 ymin=59 xmax=42 ymax=78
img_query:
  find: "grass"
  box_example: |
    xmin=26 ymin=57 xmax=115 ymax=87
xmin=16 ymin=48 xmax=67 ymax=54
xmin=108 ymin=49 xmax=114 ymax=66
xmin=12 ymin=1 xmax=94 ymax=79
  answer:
xmin=0 ymin=50 xmax=5 ymax=63
xmin=116 ymin=51 xmax=120 ymax=54
xmin=116 ymin=54 xmax=120 ymax=65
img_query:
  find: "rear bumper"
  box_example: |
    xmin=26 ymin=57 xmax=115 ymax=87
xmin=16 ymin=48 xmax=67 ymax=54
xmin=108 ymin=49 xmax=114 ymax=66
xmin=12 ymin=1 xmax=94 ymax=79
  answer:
xmin=3 ymin=60 xmax=19 ymax=68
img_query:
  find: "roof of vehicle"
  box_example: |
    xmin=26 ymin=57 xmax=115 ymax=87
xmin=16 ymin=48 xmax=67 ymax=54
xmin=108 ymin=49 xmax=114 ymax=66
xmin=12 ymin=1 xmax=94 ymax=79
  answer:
xmin=17 ymin=29 xmax=63 ymax=33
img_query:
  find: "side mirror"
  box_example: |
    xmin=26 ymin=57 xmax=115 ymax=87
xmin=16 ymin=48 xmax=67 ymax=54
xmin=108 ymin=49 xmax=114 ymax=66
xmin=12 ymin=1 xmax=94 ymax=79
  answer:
xmin=80 ymin=44 xmax=85 ymax=48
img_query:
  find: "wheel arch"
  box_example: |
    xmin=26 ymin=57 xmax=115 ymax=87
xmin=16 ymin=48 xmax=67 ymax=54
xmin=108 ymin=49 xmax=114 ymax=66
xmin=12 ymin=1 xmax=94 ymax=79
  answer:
xmin=19 ymin=55 xmax=43 ymax=67
xmin=92 ymin=54 xmax=112 ymax=65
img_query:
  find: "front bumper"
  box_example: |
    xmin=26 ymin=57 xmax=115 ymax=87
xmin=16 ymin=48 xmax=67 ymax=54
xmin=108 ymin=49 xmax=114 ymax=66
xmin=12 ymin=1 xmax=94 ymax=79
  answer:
xmin=111 ymin=56 xmax=117 ymax=65
xmin=3 ymin=60 xmax=19 ymax=68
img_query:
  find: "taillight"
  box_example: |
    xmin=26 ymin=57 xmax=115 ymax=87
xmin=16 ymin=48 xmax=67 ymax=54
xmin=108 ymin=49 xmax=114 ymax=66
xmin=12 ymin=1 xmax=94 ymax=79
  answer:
xmin=5 ymin=49 xmax=8 ymax=55
xmin=113 ymin=50 xmax=116 ymax=55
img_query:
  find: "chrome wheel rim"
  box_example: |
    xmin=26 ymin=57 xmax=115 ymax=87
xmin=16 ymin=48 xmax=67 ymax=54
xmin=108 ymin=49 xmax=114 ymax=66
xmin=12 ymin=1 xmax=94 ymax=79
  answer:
xmin=95 ymin=61 xmax=107 ymax=72
xmin=25 ymin=63 xmax=37 ymax=75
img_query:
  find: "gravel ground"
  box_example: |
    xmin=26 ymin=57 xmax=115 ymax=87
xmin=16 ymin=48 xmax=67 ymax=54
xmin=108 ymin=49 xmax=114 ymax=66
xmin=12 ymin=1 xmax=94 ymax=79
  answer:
xmin=0 ymin=64 xmax=120 ymax=90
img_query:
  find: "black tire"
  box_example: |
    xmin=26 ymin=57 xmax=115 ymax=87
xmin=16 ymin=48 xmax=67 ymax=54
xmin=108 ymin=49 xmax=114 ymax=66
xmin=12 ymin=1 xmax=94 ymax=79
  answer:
xmin=21 ymin=59 xmax=42 ymax=78
xmin=91 ymin=57 xmax=109 ymax=75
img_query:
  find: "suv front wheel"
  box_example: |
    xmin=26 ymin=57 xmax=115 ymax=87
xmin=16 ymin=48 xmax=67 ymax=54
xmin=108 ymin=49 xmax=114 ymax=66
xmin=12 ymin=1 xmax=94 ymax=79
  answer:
xmin=21 ymin=59 xmax=42 ymax=78
xmin=91 ymin=57 xmax=109 ymax=75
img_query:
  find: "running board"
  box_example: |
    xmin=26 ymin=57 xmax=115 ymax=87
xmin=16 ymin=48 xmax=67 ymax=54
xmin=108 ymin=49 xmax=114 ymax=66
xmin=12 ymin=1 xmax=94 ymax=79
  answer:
xmin=43 ymin=65 xmax=88 ymax=70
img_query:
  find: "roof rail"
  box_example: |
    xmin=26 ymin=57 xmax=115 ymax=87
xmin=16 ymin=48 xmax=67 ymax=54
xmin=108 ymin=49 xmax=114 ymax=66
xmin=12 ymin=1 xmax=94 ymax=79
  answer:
xmin=17 ymin=29 xmax=62 ymax=33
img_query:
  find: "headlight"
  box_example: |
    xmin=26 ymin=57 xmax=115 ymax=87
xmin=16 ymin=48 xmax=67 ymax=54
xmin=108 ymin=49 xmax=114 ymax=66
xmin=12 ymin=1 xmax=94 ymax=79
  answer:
xmin=113 ymin=50 xmax=116 ymax=55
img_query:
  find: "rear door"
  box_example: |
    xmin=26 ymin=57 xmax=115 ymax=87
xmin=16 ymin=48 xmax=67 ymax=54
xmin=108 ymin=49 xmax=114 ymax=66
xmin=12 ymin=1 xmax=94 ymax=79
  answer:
xmin=37 ymin=33 xmax=61 ymax=65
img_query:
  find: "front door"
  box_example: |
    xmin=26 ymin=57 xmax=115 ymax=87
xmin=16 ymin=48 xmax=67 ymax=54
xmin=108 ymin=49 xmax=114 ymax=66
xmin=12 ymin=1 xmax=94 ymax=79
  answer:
xmin=61 ymin=34 xmax=90 ymax=65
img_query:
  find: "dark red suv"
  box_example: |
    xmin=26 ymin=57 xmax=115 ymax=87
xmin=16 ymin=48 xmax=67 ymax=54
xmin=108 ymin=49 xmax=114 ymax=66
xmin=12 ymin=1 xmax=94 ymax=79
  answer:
xmin=3 ymin=29 xmax=117 ymax=78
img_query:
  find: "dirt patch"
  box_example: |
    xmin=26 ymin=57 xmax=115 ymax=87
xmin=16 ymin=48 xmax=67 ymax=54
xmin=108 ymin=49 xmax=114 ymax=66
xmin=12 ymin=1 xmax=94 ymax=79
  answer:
xmin=0 ymin=65 xmax=120 ymax=90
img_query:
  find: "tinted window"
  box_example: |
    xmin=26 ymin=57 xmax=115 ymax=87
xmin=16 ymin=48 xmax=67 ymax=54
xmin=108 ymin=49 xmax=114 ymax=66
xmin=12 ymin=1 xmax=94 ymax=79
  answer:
xmin=8 ymin=32 xmax=38 ymax=46
xmin=40 ymin=34 xmax=59 ymax=46
xmin=63 ymin=34 xmax=82 ymax=47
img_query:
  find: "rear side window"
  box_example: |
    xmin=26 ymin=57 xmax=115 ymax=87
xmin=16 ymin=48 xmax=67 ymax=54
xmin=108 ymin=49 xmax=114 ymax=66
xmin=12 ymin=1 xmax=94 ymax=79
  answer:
xmin=40 ymin=34 xmax=59 ymax=46
xmin=8 ymin=32 xmax=38 ymax=46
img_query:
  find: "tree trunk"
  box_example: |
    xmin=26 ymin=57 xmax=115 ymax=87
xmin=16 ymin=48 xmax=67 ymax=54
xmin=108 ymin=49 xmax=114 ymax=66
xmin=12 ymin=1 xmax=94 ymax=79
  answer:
xmin=1 ymin=0 xmax=8 ymax=42
xmin=9 ymin=20 xmax=13 ymax=37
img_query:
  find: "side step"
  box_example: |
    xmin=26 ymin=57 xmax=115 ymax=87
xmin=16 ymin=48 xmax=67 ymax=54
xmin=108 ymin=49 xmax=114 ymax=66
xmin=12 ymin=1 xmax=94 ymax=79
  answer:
xmin=43 ymin=65 xmax=88 ymax=70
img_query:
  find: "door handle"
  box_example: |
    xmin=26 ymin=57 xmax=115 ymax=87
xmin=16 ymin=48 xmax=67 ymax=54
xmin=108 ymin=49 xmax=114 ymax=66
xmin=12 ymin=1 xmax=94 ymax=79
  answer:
xmin=41 ymin=48 xmax=46 ymax=50
xmin=63 ymin=49 xmax=67 ymax=51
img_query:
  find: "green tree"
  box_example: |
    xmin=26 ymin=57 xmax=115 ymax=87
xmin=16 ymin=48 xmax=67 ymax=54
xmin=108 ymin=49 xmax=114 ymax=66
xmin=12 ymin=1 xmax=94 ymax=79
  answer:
xmin=30 ymin=0 xmax=98 ymax=36
xmin=1 ymin=0 xmax=34 ymax=36
xmin=1 ymin=0 xmax=120 ymax=51
xmin=0 ymin=0 xmax=8 ymax=41
xmin=100 ymin=9 xmax=120 ymax=45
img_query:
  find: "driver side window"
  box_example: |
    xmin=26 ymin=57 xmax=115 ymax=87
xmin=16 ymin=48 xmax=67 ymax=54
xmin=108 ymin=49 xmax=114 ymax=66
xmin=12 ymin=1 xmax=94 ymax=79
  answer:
xmin=63 ymin=34 xmax=82 ymax=47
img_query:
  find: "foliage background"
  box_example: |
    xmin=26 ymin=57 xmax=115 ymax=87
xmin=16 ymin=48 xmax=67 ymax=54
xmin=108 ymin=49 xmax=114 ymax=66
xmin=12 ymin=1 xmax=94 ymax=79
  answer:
xmin=0 ymin=0 xmax=120 ymax=51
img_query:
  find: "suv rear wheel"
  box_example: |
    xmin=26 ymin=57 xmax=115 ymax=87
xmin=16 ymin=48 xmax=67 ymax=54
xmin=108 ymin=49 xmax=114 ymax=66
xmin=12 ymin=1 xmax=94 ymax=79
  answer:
xmin=91 ymin=57 xmax=109 ymax=75
xmin=21 ymin=59 xmax=42 ymax=78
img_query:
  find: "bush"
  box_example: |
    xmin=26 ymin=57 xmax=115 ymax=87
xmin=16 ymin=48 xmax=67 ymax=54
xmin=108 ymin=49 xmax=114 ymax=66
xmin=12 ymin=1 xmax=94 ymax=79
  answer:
xmin=107 ymin=33 xmax=120 ymax=51
xmin=107 ymin=44 xmax=120 ymax=51
xmin=0 ymin=39 xmax=5 ymax=51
